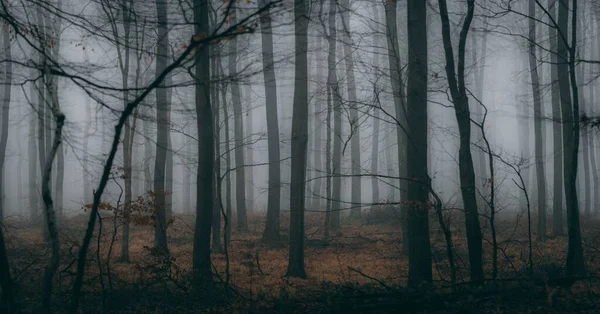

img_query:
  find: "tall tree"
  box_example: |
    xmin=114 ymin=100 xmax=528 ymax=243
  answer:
xmin=0 ymin=19 xmax=11 ymax=221
xmin=153 ymin=0 xmax=170 ymax=253
xmin=311 ymin=35 xmax=324 ymax=210
xmin=406 ymin=0 xmax=432 ymax=286
xmin=437 ymin=0 xmax=484 ymax=284
xmin=370 ymin=3 xmax=381 ymax=205
xmin=557 ymin=0 xmax=585 ymax=276
xmin=548 ymin=0 xmax=563 ymax=236
xmin=327 ymin=0 xmax=342 ymax=231
xmin=529 ymin=0 xmax=547 ymax=238
xmin=259 ymin=0 xmax=282 ymax=243
xmin=340 ymin=0 xmax=361 ymax=220
xmin=384 ymin=0 xmax=408 ymax=253
xmin=192 ymin=0 xmax=214 ymax=284
xmin=228 ymin=7 xmax=248 ymax=231
xmin=286 ymin=0 xmax=309 ymax=278
xmin=29 ymin=68 xmax=38 ymax=223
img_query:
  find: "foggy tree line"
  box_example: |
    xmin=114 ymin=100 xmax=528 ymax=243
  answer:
xmin=0 ymin=0 xmax=600 ymax=312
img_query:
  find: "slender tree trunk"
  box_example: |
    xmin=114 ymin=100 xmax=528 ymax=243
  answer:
xmin=437 ymin=0 xmax=484 ymax=284
xmin=221 ymin=66 xmax=232 ymax=247
xmin=547 ymin=0 xmax=564 ymax=236
xmin=165 ymin=74 xmax=174 ymax=221
xmin=529 ymin=0 xmax=547 ymax=238
xmin=245 ymin=86 xmax=254 ymax=213
xmin=153 ymin=0 xmax=169 ymax=253
xmin=0 ymin=26 xmax=10 ymax=222
xmin=406 ymin=0 xmax=432 ymax=286
xmin=36 ymin=8 xmax=47 ymax=230
xmin=211 ymin=47 xmax=223 ymax=253
xmin=328 ymin=0 xmax=342 ymax=231
xmin=227 ymin=8 xmax=247 ymax=231
xmin=340 ymin=0 xmax=361 ymax=221
xmin=385 ymin=0 xmax=409 ymax=254
xmin=560 ymin=0 xmax=585 ymax=277
xmin=312 ymin=35 xmax=324 ymax=210
xmin=192 ymin=0 xmax=214 ymax=285
xmin=29 ymin=68 xmax=38 ymax=223
xmin=258 ymin=0 xmax=281 ymax=243
xmin=370 ymin=4 xmax=381 ymax=205
xmin=286 ymin=0 xmax=309 ymax=279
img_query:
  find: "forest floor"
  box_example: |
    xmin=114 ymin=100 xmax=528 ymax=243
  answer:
xmin=5 ymin=211 xmax=600 ymax=313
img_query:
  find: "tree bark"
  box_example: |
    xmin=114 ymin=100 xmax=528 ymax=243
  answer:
xmin=559 ymin=0 xmax=585 ymax=277
xmin=340 ymin=0 xmax=361 ymax=221
xmin=286 ymin=0 xmax=309 ymax=279
xmin=258 ymin=0 xmax=281 ymax=243
xmin=370 ymin=4 xmax=381 ymax=205
xmin=547 ymin=0 xmax=564 ymax=236
xmin=406 ymin=0 xmax=432 ymax=286
xmin=227 ymin=8 xmax=247 ymax=231
xmin=328 ymin=0 xmax=342 ymax=231
xmin=385 ymin=0 xmax=409 ymax=254
xmin=529 ymin=0 xmax=547 ymax=238
xmin=437 ymin=0 xmax=484 ymax=284
xmin=29 ymin=68 xmax=38 ymax=223
xmin=312 ymin=35 xmax=324 ymax=210
xmin=192 ymin=0 xmax=214 ymax=285
xmin=0 ymin=24 xmax=11 ymax=222
xmin=153 ymin=0 xmax=170 ymax=253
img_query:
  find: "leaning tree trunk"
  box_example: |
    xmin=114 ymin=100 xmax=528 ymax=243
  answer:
xmin=406 ymin=0 xmax=432 ymax=286
xmin=437 ymin=0 xmax=484 ymax=284
xmin=153 ymin=0 xmax=170 ymax=253
xmin=529 ymin=0 xmax=547 ymax=238
xmin=286 ymin=0 xmax=309 ymax=279
xmin=340 ymin=0 xmax=361 ymax=221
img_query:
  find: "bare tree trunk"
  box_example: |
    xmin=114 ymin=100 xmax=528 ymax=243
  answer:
xmin=227 ymin=8 xmax=247 ymax=231
xmin=29 ymin=70 xmax=39 ymax=223
xmin=286 ymin=0 xmax=309 ymax=279
xmin=370 ymin=4 xmax=381 ymax=205
xmin=210 ymin=47 xmax=223 ymax=253
xmin=245 ymin=86 xmax=254 ymax=213
xmin=0 ymin=25 xmax=11 ymax=222
xmin=258 ymin=0 xmax=281 ymax=243
xmin=221 ymin=66 xmax=232 ymax=247
xmin=547 ymin=0 xmax=564 ymax=236
xmin=41 ymin=108 xmax=65 ymax=313
xmin=36 ymin=7 xmax=47 ymax=231
xmin=312 ymin=35 xmax=324 ymax=210
xmin=328 ymin=0 xmax=342 ymax=231
xmin=528 ymin=0 xmax=547 ymax=238
xmin=406 ymin=0 xmax=432 ymax=286
xmin=437 ymin=0 xmax=484 ymax=284
xmin=559 ymin=0 xmax=585 ymax=277
xmin=153 ymin=0 xmax=169 ymax=253
xmin=385 ymin=0 xmax=409 ymax=254
xmin=340 ymin=0 xmax=361 ymax=221
xmin=192 ymin=0 xmax=214 ymax=285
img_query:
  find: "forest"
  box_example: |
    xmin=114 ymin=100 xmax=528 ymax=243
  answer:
xmin=0 ymin=0 xmax=600 ymax=312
